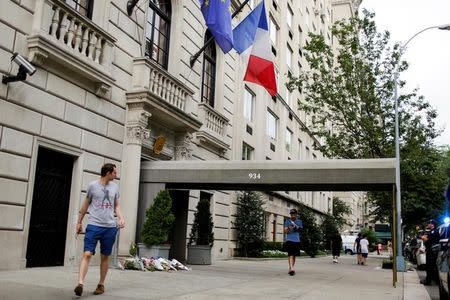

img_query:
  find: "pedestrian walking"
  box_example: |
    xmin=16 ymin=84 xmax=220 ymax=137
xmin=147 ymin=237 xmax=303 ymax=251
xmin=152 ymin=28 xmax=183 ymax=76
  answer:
xmin=377 ymin=243 xmax=382 ymax=255
xmin=387 ymin=240 xmax=392 ymax=258
xmin=359 ymin=235 xmax=369 ymax=265
xmin=353 ymin=233 xmax=362 ymax=265
xmin=283 ymin=208 xmax=303 ymax=276
xmin=330 ymin=231 xmax=342 ymax=263
xmin=74 ymin=163 xmax=125 ymax=296
xmin=421 ymin=219 xmax=440 ymax=285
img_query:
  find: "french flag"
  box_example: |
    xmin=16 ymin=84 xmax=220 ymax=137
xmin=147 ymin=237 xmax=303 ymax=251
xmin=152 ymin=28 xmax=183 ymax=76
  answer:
xmin=233 ymin=1 xmax=277 ymax=96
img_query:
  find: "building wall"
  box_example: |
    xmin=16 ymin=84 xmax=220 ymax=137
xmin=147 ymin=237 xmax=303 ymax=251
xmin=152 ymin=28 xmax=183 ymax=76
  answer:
xmin=0 ymin=0 xmax=355 ymax=270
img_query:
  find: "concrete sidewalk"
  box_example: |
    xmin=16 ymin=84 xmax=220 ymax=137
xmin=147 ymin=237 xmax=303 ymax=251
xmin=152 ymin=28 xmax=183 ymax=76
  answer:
xmin=0 ymin=255 xmax=430 ymax=300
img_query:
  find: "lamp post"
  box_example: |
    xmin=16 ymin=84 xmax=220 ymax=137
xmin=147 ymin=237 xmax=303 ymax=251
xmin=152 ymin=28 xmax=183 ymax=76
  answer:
xmin=394 ymin=24 xmax=450 ymax=272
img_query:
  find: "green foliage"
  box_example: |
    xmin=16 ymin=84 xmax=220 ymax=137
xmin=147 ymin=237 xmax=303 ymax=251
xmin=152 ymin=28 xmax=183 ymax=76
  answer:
xmin=332 ymin=197 xmax=352 ymax=229
xmin=360 ymin=228 xmax=378 ymax=247
xmin=234 ymin=191 xmax=265 ymax=257
xmin=141 ymin=190 xmax=175 ymax=247
xmin=322 ymin=215 xmax=339 ymax=250
xmin=287 ymin=10 xmax=445 ymax=231
xmin=297 ymin=206 xmax=322 ymax=257
xmin=129 ymin=243 xmax=137 ymax=257
xmin=322 ymin=197 xmax=352 ymax=250
xmin=189 ymin=196 xmax=214 ymax=246
xmin=263 ymin=241 xmax=284 ymax=251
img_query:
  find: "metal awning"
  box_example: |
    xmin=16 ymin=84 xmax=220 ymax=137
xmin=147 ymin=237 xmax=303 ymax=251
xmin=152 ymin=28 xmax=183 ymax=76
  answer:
xmin=140 ymin=158 xmax=396 ymax=191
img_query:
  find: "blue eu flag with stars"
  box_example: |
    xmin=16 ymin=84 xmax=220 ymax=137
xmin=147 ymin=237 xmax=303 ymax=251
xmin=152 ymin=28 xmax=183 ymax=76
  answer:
xmin=200 ymin=0 xmax=234 ymax=53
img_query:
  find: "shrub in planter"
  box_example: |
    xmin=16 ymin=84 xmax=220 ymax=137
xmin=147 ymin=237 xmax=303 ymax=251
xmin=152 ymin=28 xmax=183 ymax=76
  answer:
xmin=234 ymin=191 xmax=265 ymax=257
xmin=140 ymin=190 xmax=175 ymax=257
xmin=189 ymin=197 xmax=214 ymax=246
xmin=187 ymin=197 xmax=214 ymax=264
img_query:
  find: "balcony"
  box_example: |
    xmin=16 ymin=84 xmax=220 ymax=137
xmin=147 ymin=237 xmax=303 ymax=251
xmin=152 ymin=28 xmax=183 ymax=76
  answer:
xmin=126 ymin=57 xmax=202 ymax=133
xmin=27 ymin=0 xmax=116 ymax=97
xmin=196 ymin=103 xmax=230 ymax=154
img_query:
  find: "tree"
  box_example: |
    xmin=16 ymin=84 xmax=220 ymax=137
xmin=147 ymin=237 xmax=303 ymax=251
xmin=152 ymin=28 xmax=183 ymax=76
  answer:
xmin=322 ymin=197 xmax=352 ymax=250
xmin=287 ymin=10 xmax=444 ymax=231
xmin=141 ymin=190 xmax=175 ymax=246
xmin=332 ymin=197 xmax=352 ymax=229
xmin=297 ymin=206 xmax=322 ymax=257
xmin=189 ymin=197 xmax=214 ymax=246
xmin=234 ymin=191 xmax=265 ymax=257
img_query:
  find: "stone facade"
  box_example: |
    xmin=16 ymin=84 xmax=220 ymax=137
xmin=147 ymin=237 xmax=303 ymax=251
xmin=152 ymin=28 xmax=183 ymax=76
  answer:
xmin=0 ymin=0 xmax=355 ymax=270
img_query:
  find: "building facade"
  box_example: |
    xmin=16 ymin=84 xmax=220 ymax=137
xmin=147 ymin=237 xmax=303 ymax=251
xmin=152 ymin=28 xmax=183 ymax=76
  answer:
xmin=0 ymin=0 xmax=356 ymax=270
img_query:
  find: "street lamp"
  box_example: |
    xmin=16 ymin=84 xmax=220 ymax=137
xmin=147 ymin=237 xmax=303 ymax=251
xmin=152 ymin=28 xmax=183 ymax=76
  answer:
xmin=394 ymin=24 xmax=450 ymax=271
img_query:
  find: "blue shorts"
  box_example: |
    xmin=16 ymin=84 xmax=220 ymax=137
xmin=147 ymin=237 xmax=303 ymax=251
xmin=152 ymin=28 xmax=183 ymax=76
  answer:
xmin=84 ymin=224 xmax=117 ymax=256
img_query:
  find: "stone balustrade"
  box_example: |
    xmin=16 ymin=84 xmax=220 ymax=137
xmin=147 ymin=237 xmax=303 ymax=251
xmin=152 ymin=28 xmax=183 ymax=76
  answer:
xmin=131 ymin=58 xmax=193 ymax=114
xmin=28 ymin=0 xmax=116 ymax=97
xmin=198 ymin=103 xmax=228 ymax=138
xmin=197 ymin=103 xmax=229 ymax=153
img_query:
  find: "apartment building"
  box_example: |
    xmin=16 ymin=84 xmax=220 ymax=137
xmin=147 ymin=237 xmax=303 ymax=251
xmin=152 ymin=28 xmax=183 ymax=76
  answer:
xmin=0 ymin=0 xmax=355 ymax=270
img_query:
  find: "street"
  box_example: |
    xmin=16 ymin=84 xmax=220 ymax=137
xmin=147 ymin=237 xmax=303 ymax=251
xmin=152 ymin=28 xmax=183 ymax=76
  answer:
xmin=0 ymin=255 xmax=416 ymax=300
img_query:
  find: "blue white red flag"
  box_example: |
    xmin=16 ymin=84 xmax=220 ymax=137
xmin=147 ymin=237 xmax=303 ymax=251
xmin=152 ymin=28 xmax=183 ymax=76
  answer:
xmin=232 ymin=1 xmax=277 ymax=96
xmin=199 ymin=0 xmax=234 ymax=53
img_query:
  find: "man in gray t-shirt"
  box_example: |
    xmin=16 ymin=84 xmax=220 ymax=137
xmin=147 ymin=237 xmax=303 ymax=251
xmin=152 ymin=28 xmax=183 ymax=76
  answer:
xmin=86 ymin=180 xmax=120 ymax=228
xmin=74 ymin=163 xmax=125 ymax=297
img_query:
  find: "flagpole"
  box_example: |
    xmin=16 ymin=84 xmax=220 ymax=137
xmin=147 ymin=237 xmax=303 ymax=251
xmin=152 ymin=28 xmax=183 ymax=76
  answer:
xmin=190 ymin=0 xmax=251 ymax=67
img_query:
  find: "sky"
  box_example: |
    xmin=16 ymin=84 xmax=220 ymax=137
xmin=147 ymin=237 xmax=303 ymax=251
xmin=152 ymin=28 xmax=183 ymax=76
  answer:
xmin=360 ymin=0 xmax=450 ymax=147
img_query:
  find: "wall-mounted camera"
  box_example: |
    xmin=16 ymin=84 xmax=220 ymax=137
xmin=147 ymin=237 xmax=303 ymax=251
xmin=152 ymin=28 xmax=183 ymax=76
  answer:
xmin=2 ymin=52 xmax=37 ymax=84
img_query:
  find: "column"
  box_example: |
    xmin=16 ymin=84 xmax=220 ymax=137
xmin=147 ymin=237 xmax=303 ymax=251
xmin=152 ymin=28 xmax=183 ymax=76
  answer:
xmin=118 ymin=104 xmax=150 ymax=255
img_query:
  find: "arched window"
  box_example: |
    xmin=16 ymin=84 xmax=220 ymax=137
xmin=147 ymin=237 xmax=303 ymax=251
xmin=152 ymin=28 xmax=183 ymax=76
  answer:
xmin=201 ymin=31 xmax=216 ymax=107
xmin=145 ymin=0 xmax=171 ymax=69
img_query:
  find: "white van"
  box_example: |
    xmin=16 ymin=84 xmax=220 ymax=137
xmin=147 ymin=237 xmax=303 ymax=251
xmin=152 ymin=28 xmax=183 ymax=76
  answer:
xmin=341 ymin=235 xmax=357 ymax=255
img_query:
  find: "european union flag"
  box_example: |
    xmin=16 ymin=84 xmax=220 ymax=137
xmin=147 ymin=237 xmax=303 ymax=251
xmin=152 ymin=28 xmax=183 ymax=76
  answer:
xmin=200 ymin=0 xmax=234 ymax=53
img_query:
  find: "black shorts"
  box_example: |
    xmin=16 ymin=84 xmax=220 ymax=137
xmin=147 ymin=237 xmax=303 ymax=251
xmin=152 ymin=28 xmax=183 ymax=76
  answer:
xmin=362 ymin=253 xmax=368 ymax=258
xmin=284 ymin=241 xmax=301 ymax=256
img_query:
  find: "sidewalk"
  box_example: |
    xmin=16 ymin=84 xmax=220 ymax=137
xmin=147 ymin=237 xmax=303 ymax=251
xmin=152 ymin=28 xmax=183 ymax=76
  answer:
xmin=0 ymin=255 xmax=431 ymax=299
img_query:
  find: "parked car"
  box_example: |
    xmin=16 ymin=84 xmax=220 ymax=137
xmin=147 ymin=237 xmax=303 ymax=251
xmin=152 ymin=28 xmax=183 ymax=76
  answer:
xmin=341 ymin=234 xmax=357 ymax=255
xmin=437 ymin=223 xmax=450 ymax=300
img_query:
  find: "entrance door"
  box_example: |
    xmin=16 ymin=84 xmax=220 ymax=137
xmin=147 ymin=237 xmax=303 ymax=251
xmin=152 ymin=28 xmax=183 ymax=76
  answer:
xmin=26 ymin=147 xmax=74 ymax=267
xmin=169 ymin=190 xmax=189 ymax=261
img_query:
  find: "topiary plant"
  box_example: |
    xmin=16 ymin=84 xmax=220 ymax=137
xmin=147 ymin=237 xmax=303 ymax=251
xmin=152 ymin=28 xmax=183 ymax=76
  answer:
xmin=141 ymin=190 xmax=175 ymax=247
xmin=189 ymin=197 xmax=214 ymax=247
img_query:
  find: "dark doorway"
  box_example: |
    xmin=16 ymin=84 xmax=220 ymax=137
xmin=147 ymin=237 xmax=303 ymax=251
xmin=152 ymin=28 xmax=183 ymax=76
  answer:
xmin=26 ymin=147 xmax=74 ymax=267
xmin=169 ymin=190 xmax=189 ymax=262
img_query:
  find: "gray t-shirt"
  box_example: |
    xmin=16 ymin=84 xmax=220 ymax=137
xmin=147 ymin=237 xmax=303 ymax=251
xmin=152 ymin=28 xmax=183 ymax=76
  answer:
xmin=86 ymin=180 xmax=120 ymax=228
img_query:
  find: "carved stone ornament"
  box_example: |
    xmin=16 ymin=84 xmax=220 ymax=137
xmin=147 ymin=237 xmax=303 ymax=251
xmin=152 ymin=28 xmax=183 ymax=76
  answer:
xmin=126 ymin=125 xmax=150 ymax=145
xmin=175 ymin=132 xmax=193 ymax=160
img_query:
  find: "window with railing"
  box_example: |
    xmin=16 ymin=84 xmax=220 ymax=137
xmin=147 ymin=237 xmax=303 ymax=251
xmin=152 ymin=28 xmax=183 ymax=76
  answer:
xmin=201 ymin=31 xmax=217 ymax=107
xmin=65 ymin=0 xmax=93 ymax=19
xmin=145 ymin=0 xmax=171 ymax=69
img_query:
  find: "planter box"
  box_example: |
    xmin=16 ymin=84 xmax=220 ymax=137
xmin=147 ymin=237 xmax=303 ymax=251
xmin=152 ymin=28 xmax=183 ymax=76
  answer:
xmin=137 ymin=243 xmax=170 ymax=258
xmin=187 ymin=245 xmax=212 ymax=265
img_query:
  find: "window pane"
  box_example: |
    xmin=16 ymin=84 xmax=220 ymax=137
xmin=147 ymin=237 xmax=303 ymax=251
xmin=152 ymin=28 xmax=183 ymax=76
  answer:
xmin=286 ymin=46 xmax=292 ymax=69
xmin=146 ymin=2 xmax=171 ymax=69
xmin=244 ymin=88 xmax=254 ymax=121
xmin=269 ymin=19 xmax=277 ymax=44
xmin=287 ymin=7 xmax=293 ymax=28
xmin=266 ymin=110 xmax=277 ymax=139
xmin=286 ymin=128 xmax=292 ymax=152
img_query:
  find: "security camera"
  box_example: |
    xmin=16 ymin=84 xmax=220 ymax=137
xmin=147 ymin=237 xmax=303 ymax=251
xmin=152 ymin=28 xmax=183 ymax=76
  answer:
xmin=2 ymin=52 xmax=37 ymax=84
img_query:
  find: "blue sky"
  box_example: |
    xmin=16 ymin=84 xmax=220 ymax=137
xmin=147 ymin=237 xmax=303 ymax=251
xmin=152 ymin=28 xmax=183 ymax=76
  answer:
xmin=361 ymin=0 xmax=450 ymax=146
